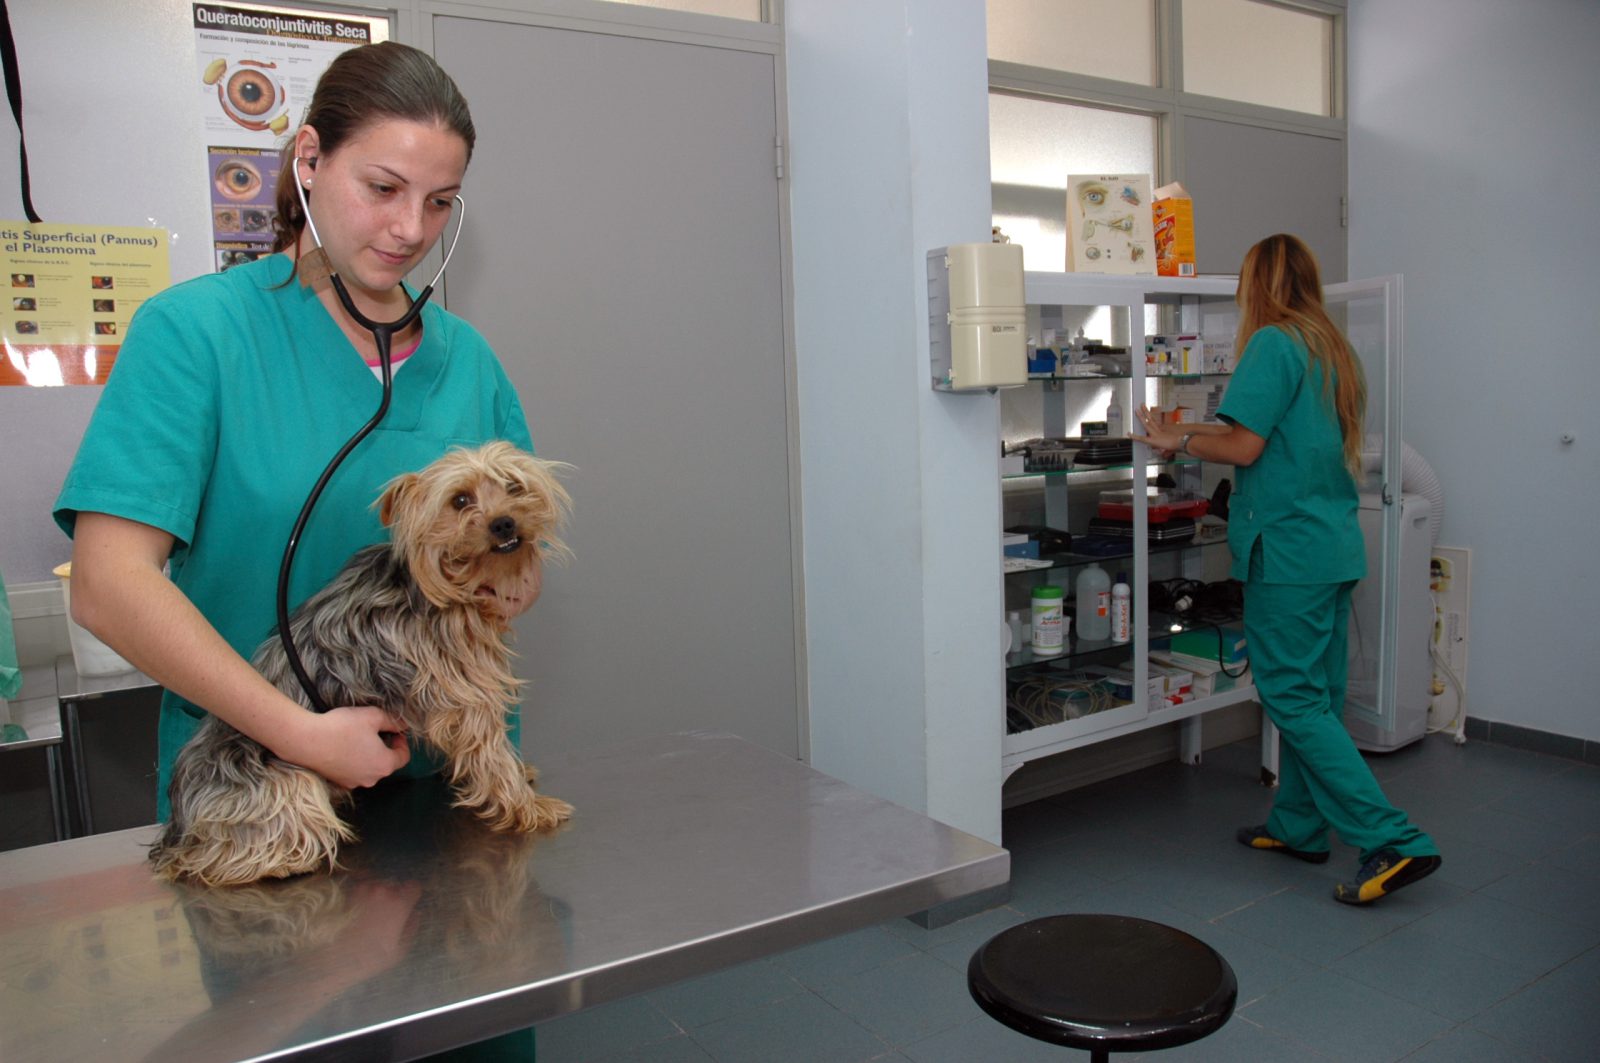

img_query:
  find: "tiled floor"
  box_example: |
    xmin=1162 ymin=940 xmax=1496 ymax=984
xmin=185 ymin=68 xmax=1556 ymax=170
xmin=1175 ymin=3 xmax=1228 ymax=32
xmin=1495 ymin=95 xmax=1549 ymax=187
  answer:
xmin=535 ymin=734 xmax=1600 ymax=1062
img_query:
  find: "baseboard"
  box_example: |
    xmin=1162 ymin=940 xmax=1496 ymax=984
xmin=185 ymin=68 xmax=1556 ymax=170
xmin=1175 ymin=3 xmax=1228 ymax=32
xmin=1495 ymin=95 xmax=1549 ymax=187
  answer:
xmin=1001 ymin=701 xmax=1263 ymax=808
xmin=1464 ymin=716 xmax=1600 ymax=767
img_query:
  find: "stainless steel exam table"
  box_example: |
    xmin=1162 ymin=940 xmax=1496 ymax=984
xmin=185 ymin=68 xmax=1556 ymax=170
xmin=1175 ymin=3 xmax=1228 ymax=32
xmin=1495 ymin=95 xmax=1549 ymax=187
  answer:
xmin=0 ymin=730 xmax=1009 ymax=1061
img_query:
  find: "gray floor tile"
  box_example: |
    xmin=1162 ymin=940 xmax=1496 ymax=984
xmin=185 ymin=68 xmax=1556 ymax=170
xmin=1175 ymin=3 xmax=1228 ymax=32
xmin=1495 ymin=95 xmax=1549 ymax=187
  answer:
xmin=1541 ymin=832 xmax=1600 ymax=878
xmin=1469 ymin=945 xmax=1600 ymax=1063
xmin=591 ymin=1034 xmax=717 ymax=1063
xmin=769 ymin=926 xmax=919 ymax=989
xmin=1421 ymin=805 xmax=1573 ymax=861
xmin=1217 ymin=885 xmax=1416 ymax=965
xmin=646 ymin=958 xmax=807 ymax=1030
xmin=1405 ymin=891 xmax=1600 ymax=971
xmin=1238 ymin=968 xmax=1454 ymax=1061
xmin=1483 ymin=763 xmax=1600 ymax=832
xmin=1120 ymin=843 xmax=1309 ymax=922
xmin=1479 ymin=861 xmax=1600 ymax=931
xmin=813 ymin=951 xmax=982 ymax=1046
xmin=1000 ymin=856 xmax=1117 ymax=916
xmin=881 ymin=902 xmax=1028 ymax=957
xmin=1396 ymin=1025 xmax=1544 ymax=1062
xmin=1330 ymin=923 xmax=1542 ymax=1021
xmin=899 ymin=1015 xmax=1075 ymax=1063
xmin=537 ymin=995 xmax=681 ymax=1061
xmin=1125 ymin=1013 xmax=1335 ymax=1061
xmin=687 ymin=991 xmax=888 ymax=1063
xmin=1176 ymin=921 xmax=1320 ymax=1008
xmin=1420 ymin=826 xmax=1528 ymax=891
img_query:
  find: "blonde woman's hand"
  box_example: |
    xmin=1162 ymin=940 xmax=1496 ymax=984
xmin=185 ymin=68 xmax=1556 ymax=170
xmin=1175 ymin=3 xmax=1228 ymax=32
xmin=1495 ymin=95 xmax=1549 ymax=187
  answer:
xmin=1130 ymin=404 xmax=1182 ymax=458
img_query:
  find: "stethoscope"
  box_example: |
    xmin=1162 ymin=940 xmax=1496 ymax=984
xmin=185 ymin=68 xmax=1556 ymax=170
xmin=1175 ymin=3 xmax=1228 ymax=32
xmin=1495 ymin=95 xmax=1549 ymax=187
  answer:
xmin=277 ymin=155 xmax=466 ymax=714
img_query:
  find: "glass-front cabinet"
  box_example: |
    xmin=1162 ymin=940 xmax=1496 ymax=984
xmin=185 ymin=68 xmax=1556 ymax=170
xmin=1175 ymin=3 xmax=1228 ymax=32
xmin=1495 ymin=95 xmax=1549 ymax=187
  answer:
xmin=1000 ymin=272 xmax=1402 ymax=781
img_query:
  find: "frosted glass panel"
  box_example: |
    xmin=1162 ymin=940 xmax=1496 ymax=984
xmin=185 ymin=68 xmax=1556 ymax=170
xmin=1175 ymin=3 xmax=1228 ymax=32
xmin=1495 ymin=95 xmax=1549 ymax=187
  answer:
xmin=594 ymin=0 xmax=761 ymax=20
xmin=987 ymin=0 xmax=1157 ymax=85
xmin=990 ymin=94 xmax=1158 ymax=271
xmin=1182 ymin=0 xmax=1332 ymax=115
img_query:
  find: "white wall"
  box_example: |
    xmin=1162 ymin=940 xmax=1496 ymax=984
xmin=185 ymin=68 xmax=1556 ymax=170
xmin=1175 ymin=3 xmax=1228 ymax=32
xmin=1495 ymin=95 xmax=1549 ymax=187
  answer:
xmin=787 ymin=0 xmax=1004 ymax=841
xmin=1348 ymin=0 xmax=1600 ymax=742
xmin=0 ymin=0 xmax=217 ymax=584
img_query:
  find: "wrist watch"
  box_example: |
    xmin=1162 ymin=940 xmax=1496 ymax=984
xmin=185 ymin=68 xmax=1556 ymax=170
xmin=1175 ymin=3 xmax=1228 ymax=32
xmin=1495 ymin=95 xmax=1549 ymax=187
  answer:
xmin=1178 ymin=432 xmax=1194 ymax=456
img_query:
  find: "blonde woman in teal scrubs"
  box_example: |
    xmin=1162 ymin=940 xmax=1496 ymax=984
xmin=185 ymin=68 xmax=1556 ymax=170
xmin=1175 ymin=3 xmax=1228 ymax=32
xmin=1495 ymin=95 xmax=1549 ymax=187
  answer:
xmin=1133 ymin=233 xmax=1440 ymax=905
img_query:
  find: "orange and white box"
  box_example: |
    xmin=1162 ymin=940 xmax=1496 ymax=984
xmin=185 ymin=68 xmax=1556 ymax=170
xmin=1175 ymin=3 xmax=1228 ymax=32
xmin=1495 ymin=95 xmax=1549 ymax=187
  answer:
xmin=1152 ymin=182 xmax=1196 ymax=278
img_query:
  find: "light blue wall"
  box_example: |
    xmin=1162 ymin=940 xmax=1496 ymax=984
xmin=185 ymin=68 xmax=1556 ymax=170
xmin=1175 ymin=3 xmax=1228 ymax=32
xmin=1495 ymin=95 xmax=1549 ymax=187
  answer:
xmin=1349 ymin=0 xmax=1600 ymax=742
xmin=787 ymin=0 xmax=1004 ymax=840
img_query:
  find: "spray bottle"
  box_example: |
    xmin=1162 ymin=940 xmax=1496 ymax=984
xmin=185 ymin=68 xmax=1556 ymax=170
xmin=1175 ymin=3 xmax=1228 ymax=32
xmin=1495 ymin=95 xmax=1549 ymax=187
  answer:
xmin=1110 ymin=571 xmax=1131 ymax=644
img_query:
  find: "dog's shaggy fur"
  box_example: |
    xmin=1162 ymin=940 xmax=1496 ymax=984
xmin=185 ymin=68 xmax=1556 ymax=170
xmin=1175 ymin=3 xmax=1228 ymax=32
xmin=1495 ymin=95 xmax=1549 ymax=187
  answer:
xmin=149 ymin=442 xmax=573 ymax=887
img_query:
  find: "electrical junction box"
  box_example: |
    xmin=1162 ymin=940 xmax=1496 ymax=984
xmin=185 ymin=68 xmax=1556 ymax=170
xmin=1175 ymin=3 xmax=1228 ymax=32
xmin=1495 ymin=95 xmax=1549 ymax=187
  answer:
xmin=928 ymin=242 xmax=1026 ymax=391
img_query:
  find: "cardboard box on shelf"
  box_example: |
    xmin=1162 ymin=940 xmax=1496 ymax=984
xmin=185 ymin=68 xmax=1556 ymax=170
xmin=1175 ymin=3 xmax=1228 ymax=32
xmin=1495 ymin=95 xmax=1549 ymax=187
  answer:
xmin=1154 ymin=652 xmax=1250 ymax=698
xmin=1152 ymin=182 xmax=1195 ymax=278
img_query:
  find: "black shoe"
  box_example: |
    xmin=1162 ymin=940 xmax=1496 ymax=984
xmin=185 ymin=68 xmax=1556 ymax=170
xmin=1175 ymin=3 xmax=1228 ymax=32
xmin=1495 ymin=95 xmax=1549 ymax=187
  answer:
xmin=1236 ymin=825 xmax=1330 ymax=864
xmin=1334 ymin=848 xmax=1442 ymax=905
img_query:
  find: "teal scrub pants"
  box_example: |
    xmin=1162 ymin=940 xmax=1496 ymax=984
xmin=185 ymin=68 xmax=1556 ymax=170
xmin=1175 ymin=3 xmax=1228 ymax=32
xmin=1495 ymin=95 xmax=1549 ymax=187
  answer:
xmin=1243 ymin=573 xmax=1437 ymax=865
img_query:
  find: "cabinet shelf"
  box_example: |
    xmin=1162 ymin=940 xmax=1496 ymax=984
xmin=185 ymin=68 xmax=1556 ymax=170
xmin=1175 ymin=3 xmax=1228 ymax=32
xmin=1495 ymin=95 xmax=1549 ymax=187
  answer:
xmin=1004 ymin=536 xmax=1226 ymax=578
xmin=1000 ymin=270 xmax=1402 ymax=784
xmin=1003 ymin=458 xmax=1202 ymax=480
xmin=1006 ymin=609 xmax=1242 ymax=674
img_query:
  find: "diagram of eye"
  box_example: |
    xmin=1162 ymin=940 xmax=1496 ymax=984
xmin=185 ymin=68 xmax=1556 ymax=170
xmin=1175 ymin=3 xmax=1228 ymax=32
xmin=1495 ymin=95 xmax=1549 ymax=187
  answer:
xmin=201 ymin=56 xmax=291 ymax=135
xmin=1067 ymin=174 xmax=1157 ymax=274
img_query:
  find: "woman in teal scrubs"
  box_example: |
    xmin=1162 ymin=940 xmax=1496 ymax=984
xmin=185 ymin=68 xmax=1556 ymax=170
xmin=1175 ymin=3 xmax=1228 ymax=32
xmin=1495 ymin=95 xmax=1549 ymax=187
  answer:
xmin=56 ymin=42 xmax=537 ymax=814
xmin=1133 ymin=233 xmax=1440 ymax=905
xmin=56 ymin=41 xmax=542 ymax=1060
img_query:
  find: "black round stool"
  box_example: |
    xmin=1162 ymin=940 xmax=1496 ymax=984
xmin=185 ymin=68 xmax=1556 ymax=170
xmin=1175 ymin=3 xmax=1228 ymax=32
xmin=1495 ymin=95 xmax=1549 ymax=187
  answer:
xmin=967 ymin=914 xmax=1237 ymax=1061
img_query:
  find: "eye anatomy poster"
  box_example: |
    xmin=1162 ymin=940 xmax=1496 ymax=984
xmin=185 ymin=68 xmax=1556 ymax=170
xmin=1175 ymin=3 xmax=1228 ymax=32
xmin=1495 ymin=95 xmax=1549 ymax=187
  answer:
xmin=0 ymin=222 xmax=171 ymax=386
xmin=193 ymin=3 xmax=389 ymax=272
xmin=1065 ymin=174 xmax=1157 ymax=275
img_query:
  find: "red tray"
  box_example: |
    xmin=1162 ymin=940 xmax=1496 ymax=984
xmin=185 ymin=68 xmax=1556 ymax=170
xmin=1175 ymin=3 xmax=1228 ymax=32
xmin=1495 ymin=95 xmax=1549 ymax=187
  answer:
xmin=1098 ymin=498 xmax=1209 ymax=523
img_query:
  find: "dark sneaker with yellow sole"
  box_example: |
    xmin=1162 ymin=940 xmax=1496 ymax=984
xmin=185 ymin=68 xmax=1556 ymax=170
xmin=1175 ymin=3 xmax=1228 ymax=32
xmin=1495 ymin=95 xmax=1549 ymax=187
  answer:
xmin=1334 ymin=848 xmax=1442 ymax=905
xmin=1236 ymin=825 xmax=1330 ymax=864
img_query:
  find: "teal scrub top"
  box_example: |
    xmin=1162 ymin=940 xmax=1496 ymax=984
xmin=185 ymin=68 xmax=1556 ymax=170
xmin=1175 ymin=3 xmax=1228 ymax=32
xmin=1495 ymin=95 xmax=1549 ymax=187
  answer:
xmin=1215 ymin=324 xmax=1366 ymax=585
xmin=53 ymin=254 xmax=535 ymax=817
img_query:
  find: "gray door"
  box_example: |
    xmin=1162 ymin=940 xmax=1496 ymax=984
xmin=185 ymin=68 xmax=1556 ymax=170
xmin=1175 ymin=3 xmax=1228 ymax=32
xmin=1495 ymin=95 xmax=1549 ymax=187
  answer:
xmin=433 ymin=17 xmax=799 ymax=758
xmin=1182 ymin=116 xmax=1347 ymax=281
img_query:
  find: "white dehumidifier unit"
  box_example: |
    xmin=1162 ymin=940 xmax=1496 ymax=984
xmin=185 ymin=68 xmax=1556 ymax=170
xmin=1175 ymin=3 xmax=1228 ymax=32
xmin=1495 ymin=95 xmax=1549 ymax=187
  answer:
xmin=1345 ymin=492 xmax=1432 ymax=752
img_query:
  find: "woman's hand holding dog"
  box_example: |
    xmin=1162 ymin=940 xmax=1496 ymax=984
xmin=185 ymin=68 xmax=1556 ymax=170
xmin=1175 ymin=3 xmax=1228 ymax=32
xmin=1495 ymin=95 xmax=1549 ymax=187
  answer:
xmin=278 ymin=706 xmax=413 ymax=790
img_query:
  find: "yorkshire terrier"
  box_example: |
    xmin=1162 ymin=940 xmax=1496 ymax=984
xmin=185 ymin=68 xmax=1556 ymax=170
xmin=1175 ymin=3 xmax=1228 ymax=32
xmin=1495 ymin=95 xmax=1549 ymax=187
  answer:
xmin=150 ymin=442 xmax=573 ymax=888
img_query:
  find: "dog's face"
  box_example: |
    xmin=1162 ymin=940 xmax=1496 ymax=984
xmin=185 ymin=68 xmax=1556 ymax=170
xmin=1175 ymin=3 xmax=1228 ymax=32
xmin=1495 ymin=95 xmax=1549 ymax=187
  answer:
xmin=378 ymin=442 xmax=572 ymax=625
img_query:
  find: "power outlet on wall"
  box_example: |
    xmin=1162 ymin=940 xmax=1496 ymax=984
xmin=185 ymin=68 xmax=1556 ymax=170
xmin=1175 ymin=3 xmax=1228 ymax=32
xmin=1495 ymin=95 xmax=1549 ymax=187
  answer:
xmin=1428 ymin=546 xmax=1471 ymax=740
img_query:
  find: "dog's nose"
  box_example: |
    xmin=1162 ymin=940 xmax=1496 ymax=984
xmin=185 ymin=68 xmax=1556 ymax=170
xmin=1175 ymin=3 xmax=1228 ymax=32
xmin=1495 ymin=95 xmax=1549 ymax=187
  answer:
xmin=489 ymin=515 xmax=518 ymax=541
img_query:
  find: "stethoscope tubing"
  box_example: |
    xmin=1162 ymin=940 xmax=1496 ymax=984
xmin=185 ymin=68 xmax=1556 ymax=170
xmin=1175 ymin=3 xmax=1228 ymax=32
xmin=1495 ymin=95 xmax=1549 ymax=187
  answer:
xmin=277 ymin=157 xmax=464 ymax=715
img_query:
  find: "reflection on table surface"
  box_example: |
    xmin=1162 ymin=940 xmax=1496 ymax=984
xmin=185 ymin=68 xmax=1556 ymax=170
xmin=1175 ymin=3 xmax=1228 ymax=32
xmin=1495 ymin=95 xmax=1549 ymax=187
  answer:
xmin=1 ymin=775 xmax=567 ymax=1063
xmin=0 ymin=731 xmax=1009 ymax=1063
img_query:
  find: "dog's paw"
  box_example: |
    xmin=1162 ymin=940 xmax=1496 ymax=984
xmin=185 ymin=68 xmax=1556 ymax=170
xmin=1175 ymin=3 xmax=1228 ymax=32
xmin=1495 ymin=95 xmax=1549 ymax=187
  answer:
xmin=527 ymin=793 xmax=573 ymax=831
xmin=472 ymin=789 xmax=572 ymax=833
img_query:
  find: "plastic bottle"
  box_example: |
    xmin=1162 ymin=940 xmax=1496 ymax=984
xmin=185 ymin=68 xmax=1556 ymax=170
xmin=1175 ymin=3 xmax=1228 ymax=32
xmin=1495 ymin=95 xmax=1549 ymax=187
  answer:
xmin=1075 ymin=563 xmax=1111 ymax=641
xmin=1106 ymin=390 xmax=1124 ymax=438
xmin=1110 ymin=571 xmax=1131 ymax=644
xmin=1030 ymin=586 xmax=1065 ymax=656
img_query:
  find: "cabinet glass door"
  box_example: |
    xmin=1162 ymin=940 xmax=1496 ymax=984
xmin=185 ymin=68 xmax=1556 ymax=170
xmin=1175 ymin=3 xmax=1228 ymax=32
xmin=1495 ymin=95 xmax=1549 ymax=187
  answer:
xmin=1324 ymin=277 xmax=1402 ymax=734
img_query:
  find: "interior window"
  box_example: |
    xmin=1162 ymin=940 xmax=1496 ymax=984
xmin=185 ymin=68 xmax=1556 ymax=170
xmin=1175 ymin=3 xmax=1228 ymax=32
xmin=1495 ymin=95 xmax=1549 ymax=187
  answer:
xmin=987 ymin=0 xmax=1158 ymax=86
xmin=1181 ymin=0 xmax=1334 ymax=115
xmin=989 ymin=93 xmax=1159 ymax=273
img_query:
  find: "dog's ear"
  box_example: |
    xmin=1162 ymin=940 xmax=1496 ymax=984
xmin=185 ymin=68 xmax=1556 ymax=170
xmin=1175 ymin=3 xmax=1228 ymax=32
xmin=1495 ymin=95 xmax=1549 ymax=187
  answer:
xmin=378 ymin=473 xmax=420 ymax=528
